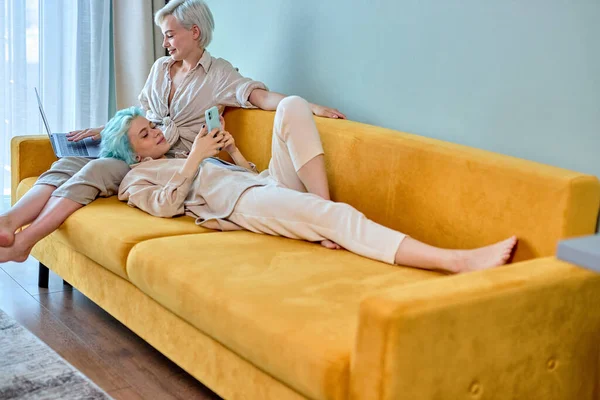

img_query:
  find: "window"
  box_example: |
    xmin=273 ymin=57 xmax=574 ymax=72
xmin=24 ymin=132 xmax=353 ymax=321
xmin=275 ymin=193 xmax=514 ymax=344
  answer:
xmin=0 ymin=0 xmax=110 ymax=211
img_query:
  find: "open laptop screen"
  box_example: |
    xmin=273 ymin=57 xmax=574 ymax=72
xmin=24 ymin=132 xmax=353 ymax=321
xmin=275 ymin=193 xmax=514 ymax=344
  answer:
xmin=34 ymin=88 xmax=53 ymax=138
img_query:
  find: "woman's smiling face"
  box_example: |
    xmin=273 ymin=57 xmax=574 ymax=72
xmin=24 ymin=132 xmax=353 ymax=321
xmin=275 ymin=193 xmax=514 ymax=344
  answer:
xmin=160 ymin=15 xmax=200 ymax=60
xmin=128 ymin=117 xmax=170 ymax=161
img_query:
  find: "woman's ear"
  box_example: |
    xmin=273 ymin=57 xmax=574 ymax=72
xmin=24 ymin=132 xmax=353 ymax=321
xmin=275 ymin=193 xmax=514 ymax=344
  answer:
xmin=192 ymin=24 xmax=201 ymax=41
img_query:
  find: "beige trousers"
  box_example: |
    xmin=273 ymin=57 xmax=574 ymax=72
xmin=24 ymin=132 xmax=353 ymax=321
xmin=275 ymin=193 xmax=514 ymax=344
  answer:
xmin=35 ymin=157 xmax=130 ymax=205
xmin=228 ymin=96 xmax=405 ymax=264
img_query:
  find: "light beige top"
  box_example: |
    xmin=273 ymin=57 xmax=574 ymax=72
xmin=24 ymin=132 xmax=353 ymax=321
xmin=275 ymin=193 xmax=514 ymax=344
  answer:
xmin=138 ymin=50 xmax=267 ymax=153
xmin=118 ymin=158 xmax=270 ymax=231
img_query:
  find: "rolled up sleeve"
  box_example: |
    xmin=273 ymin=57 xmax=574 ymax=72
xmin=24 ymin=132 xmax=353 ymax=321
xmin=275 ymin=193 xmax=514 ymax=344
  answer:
xmin=215 ymin=59 xmax=267 ymax=108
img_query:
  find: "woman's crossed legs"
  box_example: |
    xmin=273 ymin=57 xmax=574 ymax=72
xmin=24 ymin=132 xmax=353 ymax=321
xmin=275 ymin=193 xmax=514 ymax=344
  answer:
xmin=0 ymin=157 xmax=129 ymax=262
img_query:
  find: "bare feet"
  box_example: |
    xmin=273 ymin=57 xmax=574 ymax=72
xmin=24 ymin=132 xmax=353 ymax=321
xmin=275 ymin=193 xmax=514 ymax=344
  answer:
xmin=0 ymin=216 xmax=15 ymax=247
xmin=449 ymin=236 xmax=518 ymax=273
xmin=321 ymin=239 xmax=342 ymax=250
xmin=0 ymin=235 xmax=32 ymax=263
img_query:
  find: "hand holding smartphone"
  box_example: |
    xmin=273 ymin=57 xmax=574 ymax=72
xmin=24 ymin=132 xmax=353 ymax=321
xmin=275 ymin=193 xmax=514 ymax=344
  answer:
xmin=205 ymin=106 xmax=221 ymax=138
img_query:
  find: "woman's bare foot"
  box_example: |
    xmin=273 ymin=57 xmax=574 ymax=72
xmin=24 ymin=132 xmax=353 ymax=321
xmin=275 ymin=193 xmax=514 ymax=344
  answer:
xmin=321 ymin=239 xmax=342 ymax=250
xmin=0 ymin=235 xmax=32 ymax=263
xmin=0 ymin=216 xmax=15 ymax=247
xmin=449 ymin=236 xmax=518 ymax=273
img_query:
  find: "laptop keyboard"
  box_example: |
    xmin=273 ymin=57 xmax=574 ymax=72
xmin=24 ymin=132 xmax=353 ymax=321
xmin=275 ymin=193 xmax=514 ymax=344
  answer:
xmin=56 ymin=135 xmax=88 ymax=157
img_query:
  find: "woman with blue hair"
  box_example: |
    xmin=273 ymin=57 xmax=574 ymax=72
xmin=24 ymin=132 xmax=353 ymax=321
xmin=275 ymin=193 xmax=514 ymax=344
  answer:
xmin=99 ymin=98 xmax=516 ymax=273
xmin=0 ymin=0 xmax=345 ymax=262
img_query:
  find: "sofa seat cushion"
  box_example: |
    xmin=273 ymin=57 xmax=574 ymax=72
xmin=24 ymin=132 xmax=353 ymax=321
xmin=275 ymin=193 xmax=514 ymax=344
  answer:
xmin=17 ymin=177 xmax=214 ymax=279
xmin=126 ymin=231 xmax=441 ymax=400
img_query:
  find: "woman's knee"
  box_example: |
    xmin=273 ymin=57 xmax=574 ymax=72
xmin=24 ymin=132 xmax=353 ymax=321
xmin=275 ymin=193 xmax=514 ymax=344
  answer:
xmin=276 ymin=95 xmax=311 ymax=116
xmin=69 ymin=157 xmax=130 ymax=196
xmin=36 ymin=157 xmax=89 ymax=188
xmin=48 ymin=156 xmax=89 ymax=172
xmin=87 ymin=157 xmax=127 ymax=168
xmin=84 ymin=158 xmax=131 ymax=181
xmin=58 ymin=157 xmax=130 ymax=200
xmin=274 ymin=96 xmax=315 ymax=143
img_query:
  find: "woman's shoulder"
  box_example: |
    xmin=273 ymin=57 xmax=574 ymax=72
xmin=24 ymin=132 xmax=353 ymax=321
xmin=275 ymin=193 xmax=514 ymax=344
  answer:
xmin=150 ymin=56 xmax=172 ymax=72
xmin=209 ymin=56 xmax=238 ymax=74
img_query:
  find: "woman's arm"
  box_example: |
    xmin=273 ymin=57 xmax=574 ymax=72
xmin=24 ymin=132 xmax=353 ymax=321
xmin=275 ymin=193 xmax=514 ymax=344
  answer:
xmin=248 ymin=89 xmax=286 ymax=111
xmin=216 ymin=116 xmax=255 ymax=171
xmin=221 ymin=130 xmax=255 ymax=172
xmin=121 ymin=171 xmax=193 ymax=218
xmin=249 ymin=89 xmax=346 ymax=119
xmin=120 ymin=156 xmax=206 ymax=218
xmin=228 ymin=148 xmax=254 ymax=172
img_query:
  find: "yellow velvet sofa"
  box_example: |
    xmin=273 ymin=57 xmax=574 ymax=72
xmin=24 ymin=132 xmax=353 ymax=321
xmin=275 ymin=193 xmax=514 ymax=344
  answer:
xmin=11 ymin=108 xmax=600 ymax=400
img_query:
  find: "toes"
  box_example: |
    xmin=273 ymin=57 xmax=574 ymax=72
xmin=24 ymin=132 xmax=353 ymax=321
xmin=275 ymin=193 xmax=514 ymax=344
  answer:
xmin=321 ymin=240 xmax=342 ymax=250
xmin=320 ymin=240 xmax=335 ymax=249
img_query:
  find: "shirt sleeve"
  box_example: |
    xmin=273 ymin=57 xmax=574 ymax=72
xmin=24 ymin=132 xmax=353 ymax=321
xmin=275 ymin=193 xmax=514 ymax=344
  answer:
xmin=118 ymin=170 xmax=194 ymax=218
xmin=214 ymin=59 xmax=268 ymax=108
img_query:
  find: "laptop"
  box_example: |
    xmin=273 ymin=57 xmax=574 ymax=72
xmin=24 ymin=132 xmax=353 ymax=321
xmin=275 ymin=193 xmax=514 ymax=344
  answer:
xmin=35 ymin=88 xmax=100 ymax=158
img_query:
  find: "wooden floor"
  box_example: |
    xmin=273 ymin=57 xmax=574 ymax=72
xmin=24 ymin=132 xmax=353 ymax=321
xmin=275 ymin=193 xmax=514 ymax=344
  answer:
xmin=0 ymin=256 xmax=221 ymax=400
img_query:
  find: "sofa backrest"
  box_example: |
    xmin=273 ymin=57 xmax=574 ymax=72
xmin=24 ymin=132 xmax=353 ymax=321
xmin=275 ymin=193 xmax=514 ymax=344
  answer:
xmin=224 ymin=108 xmax=600 ymax=262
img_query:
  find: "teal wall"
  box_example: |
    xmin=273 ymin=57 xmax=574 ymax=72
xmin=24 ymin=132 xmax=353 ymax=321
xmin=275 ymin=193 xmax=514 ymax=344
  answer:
xmin=208 ymin=0 xmax=600 ymax=227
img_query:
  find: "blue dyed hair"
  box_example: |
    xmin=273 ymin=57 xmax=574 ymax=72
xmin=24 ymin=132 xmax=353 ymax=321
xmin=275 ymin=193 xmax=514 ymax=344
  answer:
xmin=99 ymin=107 xmax=145 ymax=165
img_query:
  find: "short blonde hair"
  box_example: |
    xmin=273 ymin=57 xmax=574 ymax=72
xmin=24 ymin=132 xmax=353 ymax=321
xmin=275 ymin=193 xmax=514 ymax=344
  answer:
xmin=154 ymin=0 xmax=215 ymax=48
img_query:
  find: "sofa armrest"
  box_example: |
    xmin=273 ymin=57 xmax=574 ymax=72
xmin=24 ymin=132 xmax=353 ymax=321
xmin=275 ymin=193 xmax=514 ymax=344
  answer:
xmin=350 ymin=257 xmax=600 ymax=400
xmin=10 ymin=135 xmax=56 ymax=205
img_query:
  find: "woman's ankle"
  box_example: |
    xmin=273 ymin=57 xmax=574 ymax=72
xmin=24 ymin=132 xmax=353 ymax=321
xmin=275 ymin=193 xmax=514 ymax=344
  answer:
xmin=0 ymin=215 xmax=16 ymax=245
xmin=0 ymin=234 xmax=32 ymax=262
xmin=0 ymin=213 xmax=22 ymax=232
xmin=440 ymin=250 xmax=466 ymax=274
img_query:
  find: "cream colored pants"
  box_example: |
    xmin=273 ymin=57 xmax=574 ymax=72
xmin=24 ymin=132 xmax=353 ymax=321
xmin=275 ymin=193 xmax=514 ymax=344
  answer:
xmin=228 ymin=96 xmax=405 ymax=265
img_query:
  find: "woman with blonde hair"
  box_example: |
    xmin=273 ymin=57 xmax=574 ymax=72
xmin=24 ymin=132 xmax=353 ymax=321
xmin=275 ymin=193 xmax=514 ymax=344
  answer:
xmin=0 ymin=0 xmax=344 ymax=262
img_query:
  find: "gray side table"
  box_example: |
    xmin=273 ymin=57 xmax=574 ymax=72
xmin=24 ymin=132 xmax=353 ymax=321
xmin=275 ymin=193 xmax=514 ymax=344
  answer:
xmin=557 ymin=234 xmax=600 ymax=272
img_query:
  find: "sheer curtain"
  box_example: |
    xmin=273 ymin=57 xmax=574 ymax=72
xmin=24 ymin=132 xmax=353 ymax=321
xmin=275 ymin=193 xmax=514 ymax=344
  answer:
xmin=0 ymin=0 xmax=35 ymax=210
xmin=113 ymin=0 xmax=165 ymax=109
xmin=0 ymin=0 xmax=111 ymax=212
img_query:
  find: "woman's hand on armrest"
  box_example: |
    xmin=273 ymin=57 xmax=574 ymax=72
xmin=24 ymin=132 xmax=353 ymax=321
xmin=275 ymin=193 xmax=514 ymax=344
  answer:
xmin=66 ymin=126 xmax=104 ymax=142
xmin=249 ymin=88 xmax=346 ymax=119
xmin=309 ymin=103 xmax=346 ymax=119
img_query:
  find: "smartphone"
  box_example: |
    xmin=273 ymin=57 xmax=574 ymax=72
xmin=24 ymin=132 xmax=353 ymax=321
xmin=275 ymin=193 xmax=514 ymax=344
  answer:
xmin=205 ymin=106 xmax=221 ymax=138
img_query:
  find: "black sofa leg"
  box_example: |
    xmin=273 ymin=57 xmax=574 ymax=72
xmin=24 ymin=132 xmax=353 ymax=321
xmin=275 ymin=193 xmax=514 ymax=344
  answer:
xmin=63 ymin=280 xmax=72 ymax=287
xmin=38 ymin=262 xmax=49 ymax=288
